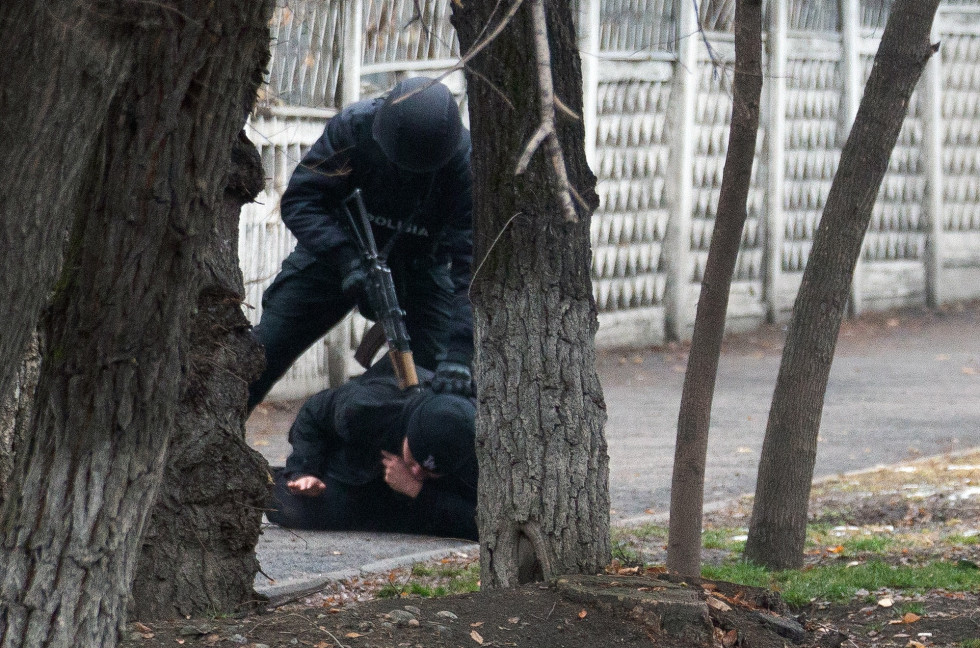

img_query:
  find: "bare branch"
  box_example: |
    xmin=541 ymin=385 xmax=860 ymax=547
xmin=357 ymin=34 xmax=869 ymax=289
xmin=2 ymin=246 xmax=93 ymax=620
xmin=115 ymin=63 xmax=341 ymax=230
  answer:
xmin=516 ymin=0 xmax=577 ymax=222
xmin=515 ymin=123 xmax=550 ymax=174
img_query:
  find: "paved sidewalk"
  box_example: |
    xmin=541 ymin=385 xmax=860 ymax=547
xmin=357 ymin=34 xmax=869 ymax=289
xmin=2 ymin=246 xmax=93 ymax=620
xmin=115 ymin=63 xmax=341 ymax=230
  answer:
xmin=248 ymin=302 xmax=979 ymax=598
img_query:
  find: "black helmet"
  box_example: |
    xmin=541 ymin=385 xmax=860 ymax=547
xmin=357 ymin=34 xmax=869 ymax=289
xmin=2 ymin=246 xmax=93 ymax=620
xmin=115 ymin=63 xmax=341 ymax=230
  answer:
xmin=372 ymin=77 xmax=463 ymax=173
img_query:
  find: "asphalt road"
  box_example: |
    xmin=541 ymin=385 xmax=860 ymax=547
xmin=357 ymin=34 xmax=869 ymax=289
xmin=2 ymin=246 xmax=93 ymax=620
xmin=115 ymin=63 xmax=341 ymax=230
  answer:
xmin=247 ymin=301 xmax=979 ymax=597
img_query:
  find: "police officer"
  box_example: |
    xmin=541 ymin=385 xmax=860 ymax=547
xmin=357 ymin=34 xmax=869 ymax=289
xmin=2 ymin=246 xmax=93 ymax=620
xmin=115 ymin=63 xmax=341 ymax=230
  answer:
xmin=248 ymin=77 xmax=474 ymax=411
xmin=266 ymin=364 xmax=478 ymax=541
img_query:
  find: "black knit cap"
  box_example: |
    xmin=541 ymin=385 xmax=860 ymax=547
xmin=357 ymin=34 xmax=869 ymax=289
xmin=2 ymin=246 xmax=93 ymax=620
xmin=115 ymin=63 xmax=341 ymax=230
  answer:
xmin=404 ymin=393 xmax=476 ymax=475
xmin=372 ymin=77 xmax=463 ymax=173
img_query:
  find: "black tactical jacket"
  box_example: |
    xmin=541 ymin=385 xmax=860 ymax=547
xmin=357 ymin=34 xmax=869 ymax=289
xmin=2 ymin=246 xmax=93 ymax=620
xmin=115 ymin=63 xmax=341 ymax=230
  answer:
xmin=280 ymin=98 xmax=474 ymax=364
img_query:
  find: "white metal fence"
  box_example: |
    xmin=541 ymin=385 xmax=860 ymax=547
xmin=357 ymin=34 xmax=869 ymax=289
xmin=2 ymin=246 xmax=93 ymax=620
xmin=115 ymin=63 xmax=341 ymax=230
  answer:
xmin=243 ymin=0 xmax=980 ymax=400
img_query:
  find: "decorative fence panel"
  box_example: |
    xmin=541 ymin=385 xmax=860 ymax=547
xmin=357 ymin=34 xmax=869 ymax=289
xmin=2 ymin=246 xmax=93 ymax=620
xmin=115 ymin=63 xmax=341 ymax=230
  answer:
xmin=778 ymin=39 xmax=842 ymax=311
xmin=938 ymin=11 xmax=980 ymax=301
xmin=242 ymin=0 xmax=980 ymax=399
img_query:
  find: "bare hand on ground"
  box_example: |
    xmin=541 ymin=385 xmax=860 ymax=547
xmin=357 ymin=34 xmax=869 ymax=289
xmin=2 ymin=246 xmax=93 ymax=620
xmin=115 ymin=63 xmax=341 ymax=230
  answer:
xmin=287 ymin=475 xmax=326 ymax=497
xmin=381 ymin=450 xmax=423 ymax=498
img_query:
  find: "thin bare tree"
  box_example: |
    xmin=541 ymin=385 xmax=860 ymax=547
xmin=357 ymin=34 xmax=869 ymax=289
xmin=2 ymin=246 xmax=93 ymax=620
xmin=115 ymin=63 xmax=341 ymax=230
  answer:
xmin=745 ymin=0 xmax=941 ymax=569
xmin=667 ymin=0 xmax=764 ymax=578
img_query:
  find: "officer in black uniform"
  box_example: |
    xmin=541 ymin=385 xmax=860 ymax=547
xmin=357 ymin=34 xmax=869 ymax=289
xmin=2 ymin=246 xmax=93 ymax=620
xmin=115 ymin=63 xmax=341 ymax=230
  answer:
xmin=266 ymin=364 xmax=478 ymax=541
xmin=248 ymin=77 xmax=474 ymax=411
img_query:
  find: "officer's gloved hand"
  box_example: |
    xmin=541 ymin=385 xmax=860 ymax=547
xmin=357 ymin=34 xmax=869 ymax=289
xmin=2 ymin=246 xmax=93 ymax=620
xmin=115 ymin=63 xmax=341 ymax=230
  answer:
xmin=431 ymin=360 xmax=475 ymax=398
xmin=341 ymin=260 xmax=376 ymax=321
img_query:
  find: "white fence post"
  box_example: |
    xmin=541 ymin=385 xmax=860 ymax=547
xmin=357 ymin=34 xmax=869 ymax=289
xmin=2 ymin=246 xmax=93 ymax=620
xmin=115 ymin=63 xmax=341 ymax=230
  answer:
xmin=922 ymin=17 xmax=944 ymax=308
xmin=840 ymin=0 xmax=863 ymax=315
xmin=579 ymin=0 xmax=600 ymax=168
xmin=662 ymin=0 xmax=698 ymax=340
xmin=764 ymin=0 xmax=787 ymax=322
xmin=328 ymin=0 xmax=365 ymax=386
xmin=342 ymin=0 xmax=363 ymax=105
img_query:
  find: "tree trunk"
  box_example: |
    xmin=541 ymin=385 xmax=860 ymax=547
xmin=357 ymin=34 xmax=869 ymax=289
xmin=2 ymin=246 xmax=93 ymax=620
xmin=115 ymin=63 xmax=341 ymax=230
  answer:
xmin=130 ymin=134 xmax=270 ymax=620
xmin=0 ymin=2 xmax=129 ymax=408
xmin=452 ymin=0 xmax=609 ymax=588
xmin=666 ymin=0 xmax=764 ymax=578
xmin=0 ymin=336 xmax=41 ymax=508
xmin=0 ymin=2 xmax=273 ymax=646
xmin=744 ymin=0 xmax=940 ymax=570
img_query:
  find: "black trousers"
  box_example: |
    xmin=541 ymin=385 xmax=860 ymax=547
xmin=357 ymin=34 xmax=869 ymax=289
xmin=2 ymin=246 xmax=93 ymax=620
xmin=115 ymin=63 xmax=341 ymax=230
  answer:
xmin=266 ymin=469 xmax=478 ymax=541
xmin=248 ymin=247 xmax=455 ymax=411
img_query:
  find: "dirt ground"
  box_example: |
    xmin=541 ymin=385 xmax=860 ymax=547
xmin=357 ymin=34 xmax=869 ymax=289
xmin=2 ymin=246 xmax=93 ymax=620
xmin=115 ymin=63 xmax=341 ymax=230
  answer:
xmin=123 ymin=451 xmax=980 ymax=647
xmin=124 ymin=304 xmax=980 ymax=648
xmin=124 ymin=443 xmax=980 ymax=648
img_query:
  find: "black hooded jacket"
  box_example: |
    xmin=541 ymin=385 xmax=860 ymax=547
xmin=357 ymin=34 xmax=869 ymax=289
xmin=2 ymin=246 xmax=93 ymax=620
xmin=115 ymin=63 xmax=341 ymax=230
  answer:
xmin=283 ymin=367 xmax=478 ymax=520
xmin=280 ymin=96 xmax=474 ymax=364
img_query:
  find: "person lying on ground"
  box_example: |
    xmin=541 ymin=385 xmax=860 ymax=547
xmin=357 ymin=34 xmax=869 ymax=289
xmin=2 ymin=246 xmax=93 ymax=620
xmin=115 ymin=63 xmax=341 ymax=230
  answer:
xmin=266 ymin=362 xmax=478 ymax=541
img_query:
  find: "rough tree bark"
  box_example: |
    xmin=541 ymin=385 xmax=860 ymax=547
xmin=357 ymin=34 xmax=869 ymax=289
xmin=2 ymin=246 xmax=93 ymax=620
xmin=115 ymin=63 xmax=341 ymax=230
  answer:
xmin=0 ymin=2 xmax=273 ymax=646
xmin=0 ymin=337 xmax=40 ymax=508
xmin=130 ymin=134 xmax=270 ymax=620
xmin=744 ymin=0 xmax=941 ymax=570
xmin=666 ymin=0 xmax=764 ymax=578
xmin=0 ymin=2 xmax=129 ymax=408
xmin=452 ymin=0 xmax=609 ymax=588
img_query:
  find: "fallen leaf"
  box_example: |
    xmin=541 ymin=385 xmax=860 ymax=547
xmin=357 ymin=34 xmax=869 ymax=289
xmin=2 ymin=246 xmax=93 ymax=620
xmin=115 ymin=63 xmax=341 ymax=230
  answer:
xmin=578 ymin=609 xmax=588 ymax=619
xmin=132 ymin=623 xmax=153 ymax=633
xmin=470 ymin=621 xmax=484 ymax=627
xmin=723 ymin=628 xmax=738 ymax=648
xmin=887 ymin=318 xmax=900 ymax=327
xmin=707 ymin=597 xmax=732 ymax=613
xmin=315 ymin=642 xmax=332 ymax=648
xmin=902 ymin=612 xmax=922 ymax=624
xmin=470 ymin=630 xmax=484 ymax=644
xmin=963 ymin=367 xmax=978 ymax=375
xmin=827 ymin=545 xmax=845 ymax=554
xmin=906 ymin=641 xmax=927 ymax=648
xmin=507 ymin=617 xmax=520 ymax=624
xmin=344 ymin=632 xmax=364 ymax=638
xmin=878 ymin=597 xmax=894 ymax=608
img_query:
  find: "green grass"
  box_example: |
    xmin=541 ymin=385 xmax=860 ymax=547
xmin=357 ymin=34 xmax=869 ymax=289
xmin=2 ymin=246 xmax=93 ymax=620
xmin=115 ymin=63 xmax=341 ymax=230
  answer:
xmin=947 ymin=533 xmax=980 ymax=546
xmin=612 ymin=523 xmax=667 ymax=543
xmin=378 ymin=562 xmax=480 ymax=599
xmin=702 ymin=527 xmax=747 ymax=551
xmin=611 ymin=540 xmax=643 ymax=565
xmin=960 ymin=640 xmax=980 ymax=648
xmin=702 ymin=560 xmax=980 ymax=608
xmin=842 ymin=535 xmax=895 ymax=554
xmin=899 ymin=602 xmax=926 ymax=616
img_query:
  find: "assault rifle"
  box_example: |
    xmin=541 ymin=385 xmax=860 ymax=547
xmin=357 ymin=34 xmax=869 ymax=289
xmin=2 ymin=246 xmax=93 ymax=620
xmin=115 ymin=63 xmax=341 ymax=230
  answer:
xmin=341 ymin=189 xmax=419 ymax=391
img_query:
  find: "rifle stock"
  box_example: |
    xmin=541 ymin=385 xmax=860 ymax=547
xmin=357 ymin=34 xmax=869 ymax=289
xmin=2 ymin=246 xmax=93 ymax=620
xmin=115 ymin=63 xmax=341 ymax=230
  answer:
xmin=389 ymin=349 xmax=419 ymax=390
